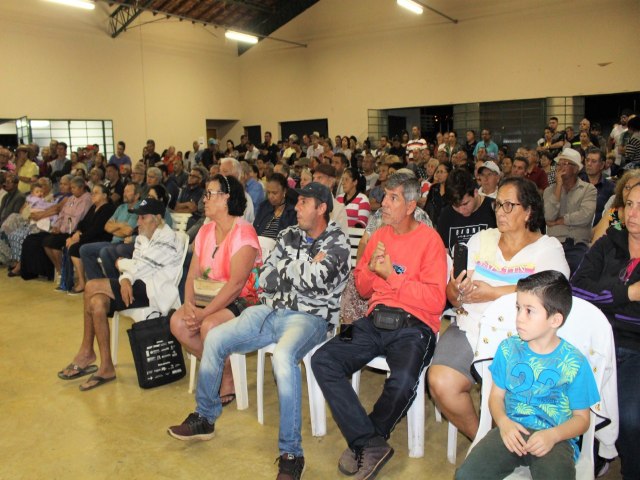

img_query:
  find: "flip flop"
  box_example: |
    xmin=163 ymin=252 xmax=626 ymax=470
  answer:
xmin=220 ymin=393 xmax=236 ymax=407
xmin=79 ymin=375 xmax=116 ymax=392
xmin=58 ymin=363 xmax=98 ymax=380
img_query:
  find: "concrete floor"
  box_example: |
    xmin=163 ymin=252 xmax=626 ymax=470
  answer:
xmin=0 ymin=274 xmax=622 ymax=479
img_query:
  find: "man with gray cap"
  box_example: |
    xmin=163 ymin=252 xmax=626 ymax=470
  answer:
xmin=169 ymin=182 xmax=350 ymax=480
xmin=543 ymin=148 xmax=596 ymax=275
xmin=57 ymin=198 xmax=184 ymax=391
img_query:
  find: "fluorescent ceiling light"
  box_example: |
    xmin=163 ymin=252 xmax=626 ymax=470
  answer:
xmin=397 ymin=0 xmax=423 ymax=15
xmin=46 ymin=0 xmax=95 ymax=10
xmin=225 ymin=30 xmax=259 ymax=44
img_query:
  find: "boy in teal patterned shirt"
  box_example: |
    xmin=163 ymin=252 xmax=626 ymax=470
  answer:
xmin=456 ymin=271 xmax=600 ymax=479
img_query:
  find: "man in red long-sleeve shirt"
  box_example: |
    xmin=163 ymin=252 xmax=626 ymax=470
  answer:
xmin=312 ymin=171 xmax=447 ymax=480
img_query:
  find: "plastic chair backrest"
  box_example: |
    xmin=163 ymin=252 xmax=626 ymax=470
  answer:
xmin=258 ymin=236 xmax=276 ymax=262
xmin=347 ymin=227 xmax=365 ymax=269
xmin=174 ymin=231 xmax=190 ymax=287
xmin=469 ymin=292 xmax=617 ymax=479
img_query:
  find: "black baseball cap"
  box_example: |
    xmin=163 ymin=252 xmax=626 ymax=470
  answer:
xmin=128 ymin=198 xmax=165 ymax=216
xmin=295 ymin=182 xmax=333 ymax=213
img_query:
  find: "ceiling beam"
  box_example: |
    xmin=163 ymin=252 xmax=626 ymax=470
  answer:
xmin=237 ymin=0 xmax=317 ymax=55
xmin=108 ymin=0 xmax=155 ymax=38
xmin=222 ymin=0 xmax=273 ymax=14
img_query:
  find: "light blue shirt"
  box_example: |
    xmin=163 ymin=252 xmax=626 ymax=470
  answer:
xmin=473 ymin=140 xmax=499 ymax=157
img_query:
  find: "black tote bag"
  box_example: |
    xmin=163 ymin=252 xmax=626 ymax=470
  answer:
xmin=127 ymin=310 xmax=187 ymax=389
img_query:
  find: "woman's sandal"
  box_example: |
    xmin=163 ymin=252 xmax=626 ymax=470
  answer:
xmin=220 ymin=393 xmax=236 ymax=407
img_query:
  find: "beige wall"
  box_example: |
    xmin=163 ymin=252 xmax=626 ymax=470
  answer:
xmin=0 ymin=0 xmax=242 ymax=157
xmin=239 ymin=0 xmax=640 ymax=141
xmin=1 ymin=0 xmax=638 ymax=153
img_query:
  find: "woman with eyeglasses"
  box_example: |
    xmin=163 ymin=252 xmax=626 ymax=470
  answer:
xmin=170 ymin=174 xmax=261 ymax=407
xmin=592 ymin=169 xmax=640 ymax=244
xmin=429 ymin=176 xmax=570 ymax=443
xmin=572 ymin=182 xmax=640 ymax=480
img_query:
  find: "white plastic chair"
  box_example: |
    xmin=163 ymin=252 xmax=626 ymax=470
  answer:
xmin=169 ymin=212 xmax=192 ymax=233
xmin=256 ymin=329 xmax=335 ymax=437
xmin=110 ymin=231 xmax=189 ymax=366
xmin=433 ymin=405 xmax=460 ymax=464
xmin=350 ymin=355 xmax=429 ymax=458
xmin=347 ymin=226 xmax=365 ymax=268
xmin=434 ymin=305 xmax=462 ymax=465
xmin=467 ymin=292 xmax=618 ymax=480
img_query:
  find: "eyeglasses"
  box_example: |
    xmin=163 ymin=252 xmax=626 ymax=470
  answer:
xmin=204 ymin=190 xmax=226 ymax=200
xmin=494 ymin=200 xmax=522 ymax=213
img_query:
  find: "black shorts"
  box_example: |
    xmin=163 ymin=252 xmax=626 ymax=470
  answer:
xmin=107 ymin=279 xmax=150 ymax=317
xmin=42 ymin=233 xmax=70 ymax=250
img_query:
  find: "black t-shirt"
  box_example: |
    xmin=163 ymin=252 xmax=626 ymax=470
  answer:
xmin=437 ymin=196 xmax=497 ymax=255
xmin=260 ymin=143 xmax=279 ymax=164
xmin=144 ymin=152 xmax=161 ymax=167
xmin=388 ymin=146 xmax=406 ymax=161
xmin=464 ymin=141 xmax=477 ymax=159
xmin=107 ymin=178 xmax=125 ymax=205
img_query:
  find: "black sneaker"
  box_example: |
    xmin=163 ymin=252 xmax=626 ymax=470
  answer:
xmin=354 ymin=439 xmax=393 ymax=480
xmin=167 ymin=412 xmax=215 ymax=441
xmin=338 ymin=447 xmax=359 ymax=476
xmin=276 ymin=453 xmax=305 ymax=480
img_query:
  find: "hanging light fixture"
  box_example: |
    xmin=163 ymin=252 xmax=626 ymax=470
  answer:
xmin=397 ymin=0 xmax=423 ymax=15
xmin=225 ymin=30 xmax=259 ymax=44
xmin=46 ymin=0 xmax=96 ymax=10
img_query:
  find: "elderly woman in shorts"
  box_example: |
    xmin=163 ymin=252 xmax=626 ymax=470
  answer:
xmin=428 ymin=177 xmax=570 ymax=441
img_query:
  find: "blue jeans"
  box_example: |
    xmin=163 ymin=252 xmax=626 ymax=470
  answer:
xmin=79 ymin=242 xmax=113 ymax=280
xmin=195 ymin=304 xmax=327 ymax=457
xmin=616 ymin=346 xmax=640 ymax=480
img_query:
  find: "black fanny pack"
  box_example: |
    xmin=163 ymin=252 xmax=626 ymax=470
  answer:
xmin=370 ymin=305 xmax=421 ymax=330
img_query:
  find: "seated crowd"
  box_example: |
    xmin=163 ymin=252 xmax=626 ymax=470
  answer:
xmin=1 ymin=111 xmax=639 ymax=480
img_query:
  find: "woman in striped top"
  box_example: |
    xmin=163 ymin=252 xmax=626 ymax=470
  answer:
xmin=253 ymin=173 xmax=297 ymax=240
xmin=337 ymin=166 xmax=370 ymax=228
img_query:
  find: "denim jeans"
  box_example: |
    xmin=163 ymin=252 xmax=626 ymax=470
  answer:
xmin=79 ymin=242 xmax=113 ymax=280
xmin=312 ymin=316 xmax=436 ymax=450
xmin=105 ymin=243 xmax=134 ymax=278
xmin=455 ymin=427 xmax=575 ymax=480
xmin=79 ymin=242 xmax=135 ymax=279
xmin=616 ymin=346 xmax=640 ymax=480
xmin=195 ymin=304 xmax=327 ymax=457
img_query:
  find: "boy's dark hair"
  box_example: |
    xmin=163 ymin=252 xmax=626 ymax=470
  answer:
xmin=445 ymin=167 xmax=476 ymax=206
xmin=517 ymin=270 xmax=572 ymax=326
